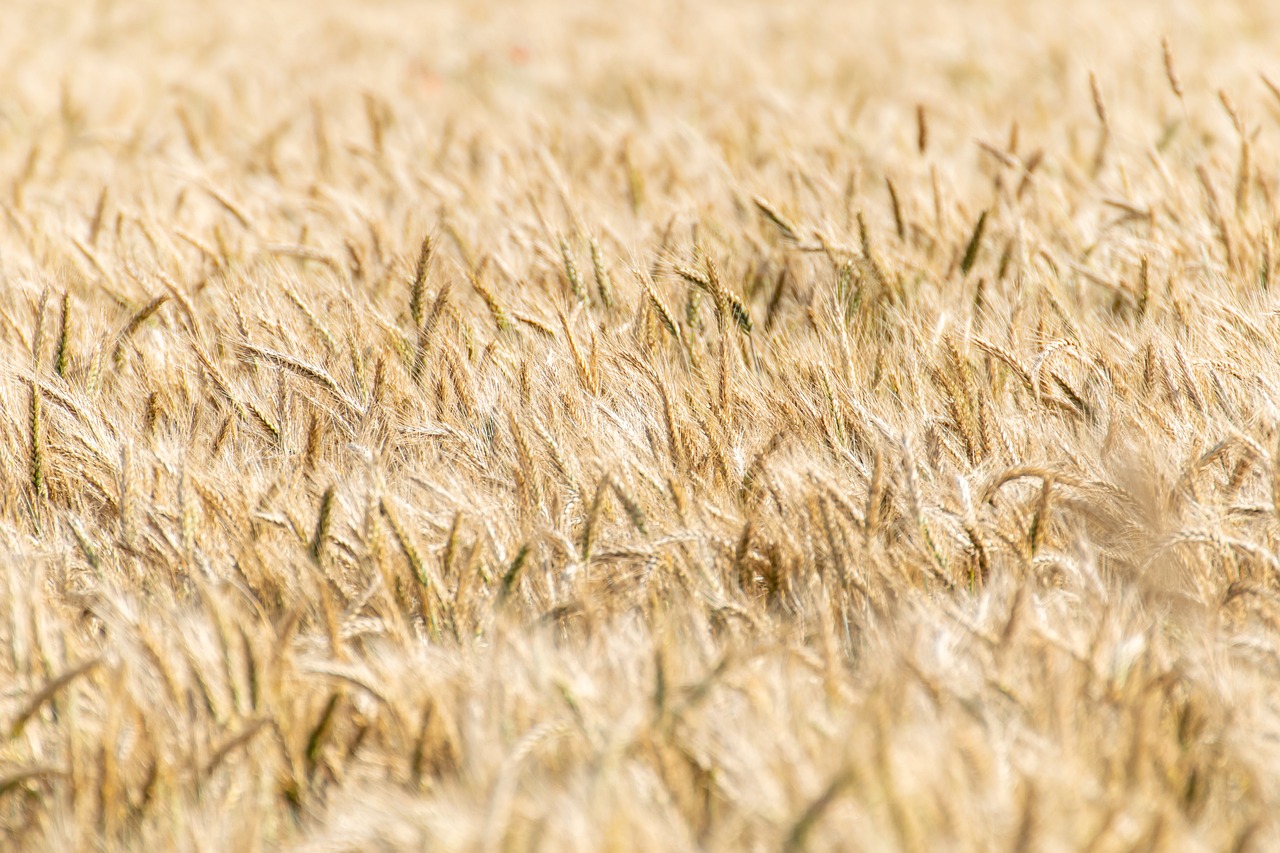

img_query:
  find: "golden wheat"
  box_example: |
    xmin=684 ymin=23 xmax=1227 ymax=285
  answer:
xmin=3 ymin=1 xmax=1280 ymax=850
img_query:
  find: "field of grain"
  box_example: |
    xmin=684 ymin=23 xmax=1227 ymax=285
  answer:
xmin=6 ymin=1 xmax=1280 ymax=849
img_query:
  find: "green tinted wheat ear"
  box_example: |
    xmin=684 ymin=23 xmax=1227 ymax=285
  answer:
xmin=729 ymin=294 xmax=753 ymax=334
xmin=590 ymin=237 xmax=614 ymax=308
xmin=857 ymin=209 xmax=873 ymax=259
xmin=864 ymin=446 xmax=885 ymax=544
xmin=560 ymin=237 xmax=586 ymax=303
xmin=1137 ymin=255 xmax=1151 ymax=317
xmin=1088 ymin=71 xmax=1110 ymax=174
xmin=302 ymin=411 xmax=322 ymax=474
xmin=310 ymin=485 xmax=336 ymax=563
xmin=84 ymin=341 xmax=104 ymax=396
xmin=677 ymin=260 xmax=725 ymax=324
xmin=28 ymin=379 xmax=43 ymax=500
xmin=442 ymin=510 xmax=462 ymax=577
xmin=1027 ymin=475 xmax=1054 ymax=555
xmin=28 ymin=295 xmax=48 ymax=501
xmin=409 ymin=235 xmax=433 ymax=328
xmin=10 ymin=658 xmax=104 ymax=739
xmin=685 ymin=285 xmax=704 ymax=330
xmin=68 ymin=518 xmax=100 ymax=572
xmin=88 ymin=185 xmax=108 ymax=245
xmin=245 ymin=401 xmax=281 ymax=443
xmin=705 ymin=257 xmax=752 ymax=334
xmin=782 ymin=769 xmax=856 ymax=853
xmin=54 ymin=291 xmax=70 ymax=377
xmin=608 ymin=476 xmax=648 ymax=535
xmin=113 ymin=294 xmax=169 ymax=364
xmin=581 ymin=477 xmax=610 ymax=561
xmin=379 ymin=498 xmax=432 ymax=591
xmin=960 ymin=209 xmax=989 ymax=277
xmin=499 ymin=543 xmax=531 ymax=602
xmin=764 ymin=265 xmax=789 ymax=330
xmin=886 ymin=176 xmax=906 ymax=242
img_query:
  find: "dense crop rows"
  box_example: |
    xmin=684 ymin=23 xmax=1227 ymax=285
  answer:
xmin=3 ymin=1 xmax=1280 ymax=849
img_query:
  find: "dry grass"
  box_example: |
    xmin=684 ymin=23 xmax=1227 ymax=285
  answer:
xmin=4 ymin=0 xmax=1280 ymax=849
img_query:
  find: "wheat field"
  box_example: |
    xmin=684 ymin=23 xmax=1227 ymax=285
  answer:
xmin=5 ymin=0 xmax=1280 ymax=849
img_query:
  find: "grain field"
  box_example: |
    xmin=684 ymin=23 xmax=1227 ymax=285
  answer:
xmin=3 ymin=1 xmax=1280 ymax=850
